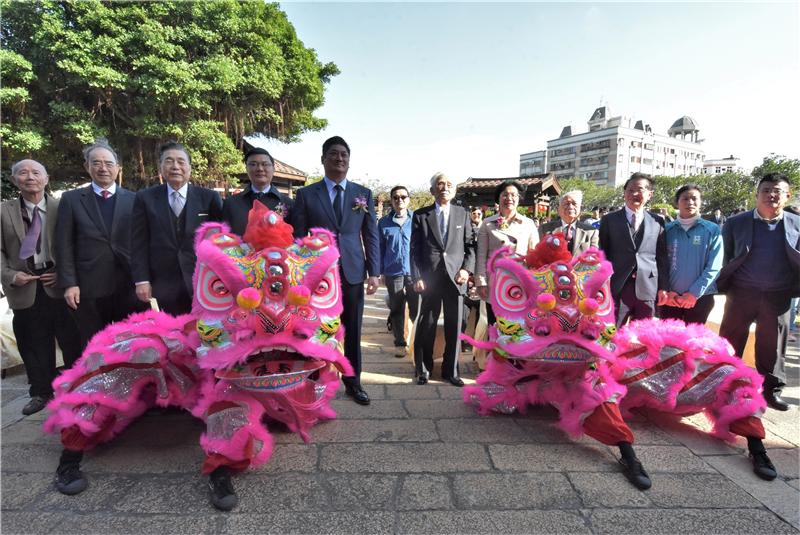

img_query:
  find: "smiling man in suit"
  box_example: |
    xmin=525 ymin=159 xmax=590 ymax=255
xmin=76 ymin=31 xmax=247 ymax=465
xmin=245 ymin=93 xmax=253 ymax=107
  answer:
xmin=56 ymin=139 xmax=144 ymax=348
xmin=291 ymin=136 xmax=380 ymax=405
xmin=410 ymin=172 xmax=475 ymax=386
xmin=131 ymin=142 xmax=223 ymax=315
xmin=599 ymin=173 xmax=668 ymax=326
xmin=539 ymin=190 xmax=599 ymax=256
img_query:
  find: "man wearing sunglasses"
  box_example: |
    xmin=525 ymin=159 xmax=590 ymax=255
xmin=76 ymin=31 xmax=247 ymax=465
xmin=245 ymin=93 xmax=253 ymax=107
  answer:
xmin=378 ymin=186 xmax=418 ymax=357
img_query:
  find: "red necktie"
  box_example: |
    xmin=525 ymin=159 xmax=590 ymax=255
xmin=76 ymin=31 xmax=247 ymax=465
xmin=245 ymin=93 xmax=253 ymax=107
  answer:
xmin=101 ymin=190 xmax=110 ymax=199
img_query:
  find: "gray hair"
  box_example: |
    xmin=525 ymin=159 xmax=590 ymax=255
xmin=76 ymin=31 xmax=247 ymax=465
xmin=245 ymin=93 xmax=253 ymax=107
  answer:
xmin=560 ymin=190 xmax=583 ymax=206
xmin=429 ymin=171 xmax=453 ymax=189
xmin=83 ymin=138 xmax=120 ymax=165
xmin=10 ymin=159 xmax=47 ymax=178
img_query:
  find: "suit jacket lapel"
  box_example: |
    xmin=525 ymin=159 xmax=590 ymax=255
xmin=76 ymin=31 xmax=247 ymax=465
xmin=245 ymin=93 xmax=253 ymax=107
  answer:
xmin=8 ymin=198 xmax=26 ymax=244
xmin=445 ymin=206 xmax=460 ymax=249
xmin=183 ymin=185 xmax=199 ymax=244
xmin=428 ymin=207 xmax=445 ymax=249
xmin=79 ymin=185 xmax=109 ymax=236
xmin=110 ymin=187 xmax=129 ymax=237
xmin=45 ymin=194 xmax=58 ymax=259
xmin=340 ymin=184 xmax=355 ymax=229
xmin=157 ymin=185 xmax=178 ymax=246
xmin=315 ymin=182 xmax=339 ymax=230
xmin=572 ymin=226 xmax=584 ymax=255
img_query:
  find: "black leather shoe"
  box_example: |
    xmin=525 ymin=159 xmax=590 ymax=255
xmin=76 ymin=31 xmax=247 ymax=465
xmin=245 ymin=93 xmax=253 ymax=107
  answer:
xmin=346 ymin=386 xmax=371 ymax=405
xmin=619 ymin=457 xmax=652 ymax=490
xmin=55 ymin=463 xmax=88 ymax=495
xmin=417 ymin=375 xmax=428 ymax=385
xmin=209 ymin=467 xmax=238 ymax=511
xmin=750 ymin=451 xmax=778 ymax=481
xmin=445 ymin=376 xmax=464 ymax=387
xmin=764 ymin=390 xmax=790 ymax=411
xmin=22 ymin=396 xmax=48 ymax=416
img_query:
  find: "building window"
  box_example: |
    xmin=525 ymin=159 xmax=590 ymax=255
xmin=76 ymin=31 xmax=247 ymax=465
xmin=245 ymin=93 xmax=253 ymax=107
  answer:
xmin=631 ymin=156 xmax=641 ymax=163
xmin=644 ymin=143 xmax=654 ymax=150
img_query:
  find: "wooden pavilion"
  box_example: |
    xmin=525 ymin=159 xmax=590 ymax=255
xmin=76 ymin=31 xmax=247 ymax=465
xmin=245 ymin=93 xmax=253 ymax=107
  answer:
xmin=456 ymin=172 xmax=561 ymax=217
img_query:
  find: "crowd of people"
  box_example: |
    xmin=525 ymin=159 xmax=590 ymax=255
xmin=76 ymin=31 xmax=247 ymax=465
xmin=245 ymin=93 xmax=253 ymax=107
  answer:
xmin=1 ymin=136 xmax=798 ymax=500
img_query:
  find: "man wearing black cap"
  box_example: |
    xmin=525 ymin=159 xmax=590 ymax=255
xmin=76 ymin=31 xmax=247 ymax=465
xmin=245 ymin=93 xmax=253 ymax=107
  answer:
xmin=222 ymin=147 xmax=294 ymax=236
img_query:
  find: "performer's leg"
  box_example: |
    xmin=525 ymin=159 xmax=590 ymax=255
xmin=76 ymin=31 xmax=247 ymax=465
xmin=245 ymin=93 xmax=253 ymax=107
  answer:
xmin=729 ymin=416 xmax=777 ymax=481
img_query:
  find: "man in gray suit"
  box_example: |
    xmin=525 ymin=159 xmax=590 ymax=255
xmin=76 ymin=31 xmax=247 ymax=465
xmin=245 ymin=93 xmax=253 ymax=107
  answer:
xmin=410 ymin=172 xmax=475 ymax=386
xmin=599 ymin=173 xmax=668 ymax=326
xmin=539 ymin=190 xmax=599 ymax=256
xmin=56 ymin=140 xmax=143 ymax=348
xmin=718 ymin=173 xmax=800 ymax=412
xmin=1 ymin=160 xmax=81 ymax=415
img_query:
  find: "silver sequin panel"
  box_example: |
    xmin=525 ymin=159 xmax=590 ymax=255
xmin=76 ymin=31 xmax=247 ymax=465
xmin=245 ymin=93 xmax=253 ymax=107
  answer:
xmin=676 ymin=364 xmax=736 ymax=407
xmin=73 ymin=367 xmax=168 ymax=400
xmin=206 ymin=406 xmax=250 ymax=441
xmin=625 ymin=360 xmax=686 ymax=404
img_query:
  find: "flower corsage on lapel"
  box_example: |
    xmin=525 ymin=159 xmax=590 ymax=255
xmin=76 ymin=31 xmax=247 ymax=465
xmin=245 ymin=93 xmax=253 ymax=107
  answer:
xmin=353 ymin=195 xmax=368 ymax=213
xmin=497 ymin=216 xmax=510 ymax=231
xmin=274 ymin=202 xmax=289 ymax=218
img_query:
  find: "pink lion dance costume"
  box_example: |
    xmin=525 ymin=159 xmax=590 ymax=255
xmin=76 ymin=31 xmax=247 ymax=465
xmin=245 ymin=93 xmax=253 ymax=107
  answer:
xmin=463 ymin=234 xmax=776 ymax=489
xmin=44 ymin=203 xmax=352 ymax=509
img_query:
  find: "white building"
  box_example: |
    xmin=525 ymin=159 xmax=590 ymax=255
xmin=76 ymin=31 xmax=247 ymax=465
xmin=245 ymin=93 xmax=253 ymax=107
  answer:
xmin=702 ymin=155 xmax=743 ymax=175
xmin=520 ymin=107 xmax=706 ymax=187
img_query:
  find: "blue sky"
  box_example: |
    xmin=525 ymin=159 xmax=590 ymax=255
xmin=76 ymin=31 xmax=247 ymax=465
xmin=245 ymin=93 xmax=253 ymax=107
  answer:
xmin=261 ymin=2 xmax=800 ymax=189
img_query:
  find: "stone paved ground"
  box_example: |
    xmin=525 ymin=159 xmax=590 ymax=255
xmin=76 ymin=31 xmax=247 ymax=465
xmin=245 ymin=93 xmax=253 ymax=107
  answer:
xmin=1 ymin=288 xmax=798 ymax=534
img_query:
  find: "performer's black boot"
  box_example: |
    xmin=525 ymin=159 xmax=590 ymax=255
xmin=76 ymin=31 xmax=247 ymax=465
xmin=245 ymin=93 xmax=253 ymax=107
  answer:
xmin=747 ymin=437 xmax=777 ymax=481
xmin=55 ymin=449 xmax=88 ymax=495
xmin=617 ymin=442 xmax=651 ymax=490
xmin=208 ymin=466 xmax=238 ymax=511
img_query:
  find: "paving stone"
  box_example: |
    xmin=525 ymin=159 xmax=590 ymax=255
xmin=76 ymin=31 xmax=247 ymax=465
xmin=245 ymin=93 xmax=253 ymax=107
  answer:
xmin=453 ymin=472 xmax=580 ymax=509
xmin=647 ymin=412 xmax=743 ymax=455
xmin=626 ymin=420 xmax=683 ymax=445
xmin=1 ymin=511 xmax=77 ymax=534
xmin=514 ymin=418 xmax=598 ymax=444
xmin=437 ymin=385 xmax=475 ymax=399
xmin=320 ymin=443 xmax=491 ymax=473
xmin=52 ymin=513 xmax=224 ymax=534
xmin=111 ymin=415 xmax=204 ymax=447
xmin=568 ymin=472 xmax=654 ymax=507
xmin=404 ymin=399 xmax=480 ymax=419
xmin=437 ymin=418 xmax=529 ymax=443
xmin=109 ymin=474 xmax=210 ymax=514
xmin=84 ymin=444 xmax=204 ymax=473
xmin=311 ymin=418 xmax=438 ymax=443
xmin=1 ymin=472 xmax=54 ymax=510
xmin=396 ymin=510 xmax=590 ymax=534
xmin=762 ymin=408 xmax=800 ymax=446
xmin=257 ymin=444 xmax=318 ymax=473
xmin=767 ymin=447 xmax=800 ymax=480
xmin=224 ymin=511 xmax=395 ymax=533
xmin=1 ymin=419 xmax=61 ymax=445
xmin=490 ymin=443 xmax=618 ymax=472
xmin=634 ymin=445 xmax=717 ymax=473
xmin=645 ymin=473 xmax=762 ymax=507
xmin=385 ymin=384 xmax=442 ymax=400
xmin=788 ymin=478 xmax=799 ymax=491
xmin=588 ymin=508 xmax=797 ymax=534
xmin=1 ymin=444 xmax=63 ymax=473
xmin=323 ymin=473 xmax=398 ymax=510
xmin=397 ymin=474 xmax=454 ymax=511
xmin=334 ymin=383 xmax=386 ymax=400
xmin=237 ymin=473 xmax=329 ymax=511
xmin=330 ymin=399 xmax=408 ymax=419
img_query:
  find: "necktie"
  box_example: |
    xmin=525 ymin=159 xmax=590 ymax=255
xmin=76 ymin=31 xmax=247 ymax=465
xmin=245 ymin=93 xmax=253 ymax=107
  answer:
xmin=439 ymin=209 xmax=448 ymax=244
xmin=19 ymin=206 xmax=41 ymax=260
xmin=254 ymin=191 xmax=265 ymax=204
xmin=171 ymin=190 xmax=184 ymax=217
xmin=564 ymin=224 xmax=573 ymax=241
xmin=629 ymin=212 xmax=638 ymax=232
xmin=333 ymin=184 xmax=343 ymax=224
xmin=101 ymin=190 xmax=110 ymax=199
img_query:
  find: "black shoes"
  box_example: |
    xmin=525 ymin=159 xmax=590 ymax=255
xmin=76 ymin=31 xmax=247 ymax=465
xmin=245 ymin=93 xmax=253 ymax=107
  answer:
xmin=55 ymin=464 xmax=88 ymax=495
xmin=209 ymin=467 xmax=238 ymax=511
xmin=345 ymin=385 xmax=371 ymax=405
xmin=750 ymin=451 xmax=778 ymax=481
xmin=416 ymin=375 xmax=428 ymax=385
xmin=619 ymin=457 xmax=652 ymax=490
xmin=764 ymin=390 xmax=790 ymax=411
xmin=444 ymin=376 xmax=464 ymax=387
xmin=22 ymin=395 xmax=49 ymax=416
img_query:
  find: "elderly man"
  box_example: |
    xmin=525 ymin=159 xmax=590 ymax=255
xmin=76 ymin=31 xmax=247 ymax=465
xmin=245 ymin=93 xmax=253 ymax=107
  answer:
xmin=1 ymin=160 xmax=81 ymax=415
xmin=131 ymin=142 xmax=223 ymax=315
xmin=539 ymin=190 xmax=599 ymax=256
xmin=292 ymin=136 xmax=380 ymax=405
xmin=599 ymin=173 xmax=668 ymax=326
xmin=718 ymin=173 xmax=800 ymax=411
xmin=56 ymin=139 xmax=143 ymax=348
xmin=222 ymin=147 xmax=294 ymax=236
xmin=411 ymin=172 xmax=475 ymax=386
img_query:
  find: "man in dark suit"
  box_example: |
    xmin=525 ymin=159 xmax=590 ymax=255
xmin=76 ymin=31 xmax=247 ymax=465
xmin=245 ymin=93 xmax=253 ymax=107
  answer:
xmin=539 ymin=190 xmax=599 ymax=256
xmin=599 ymin=173 xmax=668 ymax=326
xmin=717 ymin=173 xmax=800 ymax=412
xmin=56 ymin=140 xmax=143 ymax=348
xmin=410 ymin=172 xmax=475 ymax=386
xmin=131 ymin=142 xmax=223 ymax=315
xmin=222 ymin=147 xmax=294 ymax=236
xmin=291 ymin=136 xmax=380 ymax=405
xmin=1 ymin=160 xmax=81 ymax=415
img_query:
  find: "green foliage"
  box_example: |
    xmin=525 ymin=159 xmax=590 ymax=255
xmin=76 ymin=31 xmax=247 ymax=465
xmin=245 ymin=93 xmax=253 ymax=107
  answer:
xmin=1 ymin=0 xmax=338 ymax=187
xmin=751 ymin=154 xmax=800 ymax=187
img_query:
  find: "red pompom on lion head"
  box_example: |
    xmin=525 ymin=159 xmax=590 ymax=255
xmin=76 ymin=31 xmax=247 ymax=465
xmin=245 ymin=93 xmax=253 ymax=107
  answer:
xmin=525 ymin=232 xmax=572 ymax=270
xmin=242 ymin=201 xmax=294 ymax=250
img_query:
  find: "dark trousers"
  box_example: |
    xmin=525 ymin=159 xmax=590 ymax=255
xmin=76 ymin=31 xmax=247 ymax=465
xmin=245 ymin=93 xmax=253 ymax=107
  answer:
xmin=719 ymin=286 xmax=789 ymax=392
xmin=72 ymin=287 xmax=147 ymax=349
xmin=462 ymin=296 xmax=480 ymax=335
xmin=154 ymin=282 xmax=192 ymax=316
xmin=414 ymin=268 xmax=463 ymax=380
xmin=12 ymin=281 xmax=81 ymax=397
xmin=659 ymin=294 xmax=716 ymax=325
xmin=340 ymin=276 xmax=364 ymax=388
xmin=614 ymin=277 xmax=655 ymax=327
xmin=385 ymin=275 xmax=419 ymax=347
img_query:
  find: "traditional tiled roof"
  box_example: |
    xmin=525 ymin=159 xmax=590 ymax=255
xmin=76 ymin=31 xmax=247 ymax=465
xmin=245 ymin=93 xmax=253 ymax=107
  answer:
xmin=273 ymin=159 xmax=307 ymax=181
xmin=458 ymin=174 xmax=561 ymax=193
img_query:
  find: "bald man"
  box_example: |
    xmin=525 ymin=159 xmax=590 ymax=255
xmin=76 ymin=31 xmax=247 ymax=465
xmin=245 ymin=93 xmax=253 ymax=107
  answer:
xmin=539 ymin=190 xmax=599 ymax=256
xmin=1 ymin=159 xmax=81 ymax=415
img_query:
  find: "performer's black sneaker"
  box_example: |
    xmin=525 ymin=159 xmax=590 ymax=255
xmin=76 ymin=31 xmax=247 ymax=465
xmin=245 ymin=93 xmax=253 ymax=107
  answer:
xmin=750 ymin=451 xmax=777 ymax=481
xmin=619 ymin=457 xmax=652 ymax=490
xmin=208 ymin=467 xmax=238 ymax=511
xmin=55 ymin=464 xmax=88 ymax=495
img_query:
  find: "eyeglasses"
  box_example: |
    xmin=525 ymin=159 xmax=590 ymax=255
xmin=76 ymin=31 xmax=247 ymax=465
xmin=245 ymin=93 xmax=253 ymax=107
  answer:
xmin=759 ymin=187 xmax=788 ymax=196
xmin=90 ymin=160 xmax=117 ymax=169
xmin=392 ymin=195 xmax=409 ymax=201
xmin=247 ymin=162 xmax=273 ymax=169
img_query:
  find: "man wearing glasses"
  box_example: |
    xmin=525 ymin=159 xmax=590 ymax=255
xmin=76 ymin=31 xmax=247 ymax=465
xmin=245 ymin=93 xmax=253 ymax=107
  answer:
xmin=222 ymin=147 xmax=294 ymax=236
xmin=718 ymin=173 xmax=800 ymax=412
xmin=56 ymin=139 xmax=143 ymax=349
xmin=378 ymin=186 xmax=418 ymax=357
